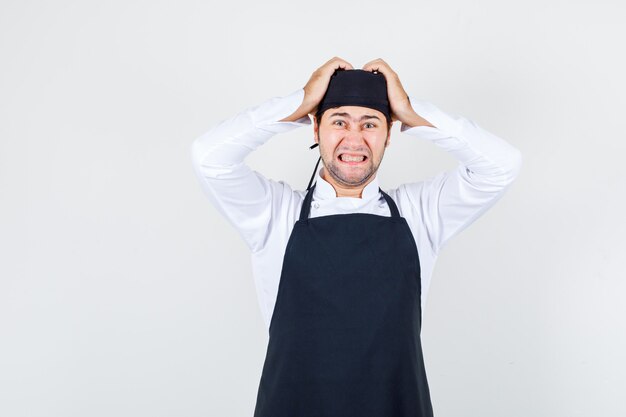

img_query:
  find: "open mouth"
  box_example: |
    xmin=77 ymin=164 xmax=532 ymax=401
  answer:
xmin=338 ymin=153 xmax=368 ymax=165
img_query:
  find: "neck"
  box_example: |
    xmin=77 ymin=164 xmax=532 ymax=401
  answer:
xmin=321 ymin=167 xmax=375 ymax=198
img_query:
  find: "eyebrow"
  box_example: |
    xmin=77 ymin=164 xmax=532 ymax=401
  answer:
xmin=328 ymin=112 xmax=381 ymax=122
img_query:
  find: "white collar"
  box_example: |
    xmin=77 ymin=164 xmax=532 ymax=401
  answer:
xmin=312 ymin=167 xmax=380 ymax=201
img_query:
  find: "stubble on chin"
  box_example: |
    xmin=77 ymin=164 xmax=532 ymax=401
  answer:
xmin=323 ymin=157 xmax=376 ymax=188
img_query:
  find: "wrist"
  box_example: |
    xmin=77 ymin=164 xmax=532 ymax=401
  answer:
xmin=279 ymin=103 xmax=311 ymax=122
xmin=398 ymin=109 xmax=434 ymax=128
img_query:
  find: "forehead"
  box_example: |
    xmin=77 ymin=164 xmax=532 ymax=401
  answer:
xmin=324 ymin=105 xmax=385 ymax=120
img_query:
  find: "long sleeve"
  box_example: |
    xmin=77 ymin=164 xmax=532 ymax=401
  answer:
xmin=398 ymin=99 xmax=523 ymax=254
xmin=190 ymin=88 xmax=311 ymax=252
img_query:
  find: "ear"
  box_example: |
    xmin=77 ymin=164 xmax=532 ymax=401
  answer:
xmin=385 ymin=131 xmax=391 ymax=148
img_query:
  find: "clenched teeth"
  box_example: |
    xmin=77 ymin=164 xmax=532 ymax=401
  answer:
xmin=340 ymin=154 xmax=366 ymax=162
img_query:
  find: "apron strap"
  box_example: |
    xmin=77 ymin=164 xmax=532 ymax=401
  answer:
xmin=379 ymin=189 xmax=400 ymax=218
xmin=299 ymin=182 xmax=317 ymax=221
xmin=299 ymin=183 xmax=401 ymax=221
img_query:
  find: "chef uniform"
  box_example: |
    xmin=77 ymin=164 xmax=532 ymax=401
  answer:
xmin=253 ymin=70 xmax=434 ymax=417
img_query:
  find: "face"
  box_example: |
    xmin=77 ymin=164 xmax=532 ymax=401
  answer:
xmin=314 ymin=106 xmax=391 ymax=188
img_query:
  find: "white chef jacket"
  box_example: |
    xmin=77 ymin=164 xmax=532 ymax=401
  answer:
xmin=191 ymin=88 xmax=523 ymax=331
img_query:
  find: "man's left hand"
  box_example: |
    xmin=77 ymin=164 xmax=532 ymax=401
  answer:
xmin=362 ymin=59 xmax=434 ymax=128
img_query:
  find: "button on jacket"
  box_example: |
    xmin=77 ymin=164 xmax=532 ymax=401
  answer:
xmin=190 ymin=88 xmax=522 ymax=330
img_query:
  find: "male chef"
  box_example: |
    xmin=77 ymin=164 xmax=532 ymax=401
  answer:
xmin=191 ymin=57 xmax=522 ymax=416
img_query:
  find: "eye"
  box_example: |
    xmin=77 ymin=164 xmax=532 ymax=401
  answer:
xmin=364 ymin=122 xmax=377 ymax=128
xmin=333 ymin=120 xmax=346 ymax=127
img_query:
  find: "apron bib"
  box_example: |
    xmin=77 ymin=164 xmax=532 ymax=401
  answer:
xmin=253 ymin=183 xmax=434 ymax=417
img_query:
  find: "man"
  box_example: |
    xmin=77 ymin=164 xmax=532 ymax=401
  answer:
xmin=191 ymin=57 xmax=522 ymax=416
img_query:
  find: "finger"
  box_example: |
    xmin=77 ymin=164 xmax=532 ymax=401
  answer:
xmin=364 ymin=65 xmax=385 ymax=75
xmin=362 ymin=58 xmax=377 ymax=68
xmin=332 ymin=58 xmax=354 ymax=71
xmin=320 ymin=59 xmax=349 ymax=77
xmin=335 ymin=62 xmax=354 ymax=71
xmin=341 ymin=62 xmax=354 ymax=70
xmin=362 ymin=58 xmax=383 ymax=71
xmin=364 ymin=59 xmax=394 ymax=77
xmin=361 ymin=62 xmax=375 ymax=72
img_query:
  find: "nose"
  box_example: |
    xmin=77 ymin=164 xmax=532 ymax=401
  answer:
xmin=342 ymin=127 xmax=366 ymax=145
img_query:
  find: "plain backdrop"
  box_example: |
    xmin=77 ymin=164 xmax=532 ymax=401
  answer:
xmin=1 ymin=0 xmax=625 ymax=416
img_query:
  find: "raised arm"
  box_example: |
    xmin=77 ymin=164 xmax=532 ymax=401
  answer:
xmin=362 ymin=58 xmax=523 ymax=254
xmin=399 ymin=101 xmax=522 ymax=253
xmin=191 ymin=57 xmax=354 ymax=252
xmin=190 ymin=90 xmax=309 ymax=252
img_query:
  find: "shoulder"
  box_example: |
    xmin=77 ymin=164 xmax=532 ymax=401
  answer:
xmin=384 ymin=180 xmax=428 ymax=216
xmin=383 ymin=179 xmax=443 ymax=255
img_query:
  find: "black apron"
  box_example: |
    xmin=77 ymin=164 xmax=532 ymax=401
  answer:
xmin=253 ymin=183 xmax=434 ymax=417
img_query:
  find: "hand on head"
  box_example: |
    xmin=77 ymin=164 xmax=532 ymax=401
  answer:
xmin=361 ymin=58 xmax=412 ymax=124
xmin=302 ymin=57 xmax=414 ymax=125
xmin=302 ymin=57 xmax=354 ymax=117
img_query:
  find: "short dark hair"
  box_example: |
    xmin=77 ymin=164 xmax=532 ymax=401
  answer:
xmin=315 ymin=107 xmax=392 ymax=133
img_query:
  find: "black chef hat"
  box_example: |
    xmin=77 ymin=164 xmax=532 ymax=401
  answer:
xmin=316 ymin=68 xmax=391 ymax=121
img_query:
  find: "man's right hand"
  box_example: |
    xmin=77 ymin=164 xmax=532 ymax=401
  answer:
xmin=279 ymin=57 xmax=353 ymax=122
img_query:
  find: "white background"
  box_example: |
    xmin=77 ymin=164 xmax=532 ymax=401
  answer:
xmin=2 ymin=0 xmax=624 ymax=416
